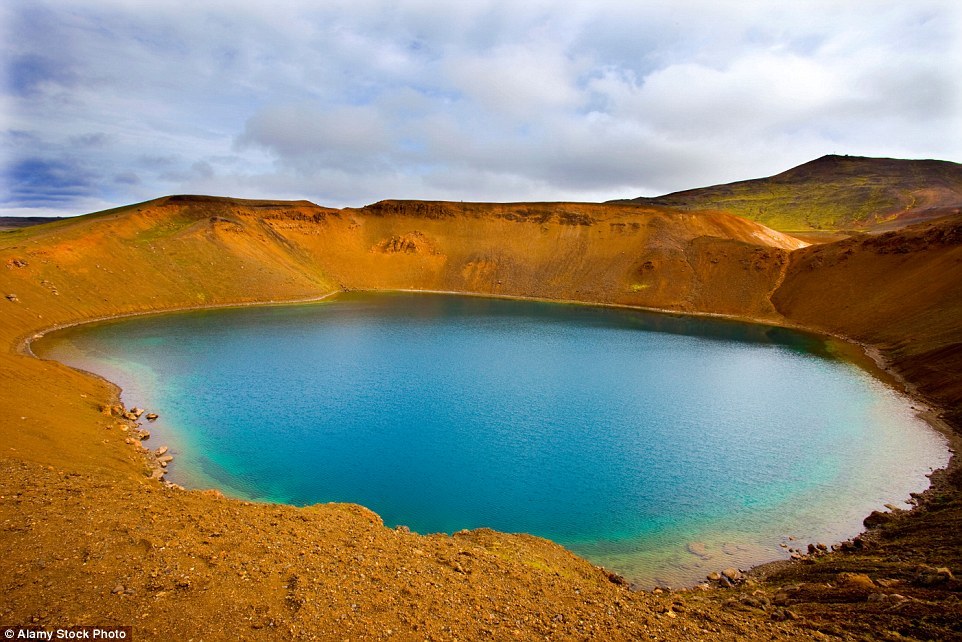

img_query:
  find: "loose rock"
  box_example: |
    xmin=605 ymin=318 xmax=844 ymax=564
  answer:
xmin=863 ymin=510 xmax=892 ymax=528
xmin=914 ymin=565 xmax=955 ymax=586
xmin=837 ymin=572 xmax=875 ymax=591
xmin=721 ymin=568 xmax=743 ymax=582
xmin=771 ymin=608 xmax=798 ymax=622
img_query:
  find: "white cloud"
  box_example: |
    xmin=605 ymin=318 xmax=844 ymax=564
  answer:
xmin=441 ymin=42 xmax=584 ymax=118
xmin=3 ymin=0 xmax=961 ymax=215
xmin=239 ymin=104 xmax=393 ymax=169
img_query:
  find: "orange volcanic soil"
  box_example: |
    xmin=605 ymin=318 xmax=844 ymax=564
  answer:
xmin=1 ymin=193 xmax=961 ymax=640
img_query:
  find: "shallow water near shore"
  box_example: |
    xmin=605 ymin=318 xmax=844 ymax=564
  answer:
xmin=36 ymin=292 xmax=949 ymax=587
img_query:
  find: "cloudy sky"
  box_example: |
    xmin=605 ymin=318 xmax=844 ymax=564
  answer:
xmin=3 ymin=0 xmax=961 ymax=217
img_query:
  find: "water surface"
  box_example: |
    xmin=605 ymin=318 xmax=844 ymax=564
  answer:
xmin=36 ymin=292 xmax=949 ymax=587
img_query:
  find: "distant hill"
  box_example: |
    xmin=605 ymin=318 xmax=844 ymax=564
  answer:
xmin=613 ymin=155 xmax=962 ymax=232
xmin=0 ymin=216 xmax=66 ymax=231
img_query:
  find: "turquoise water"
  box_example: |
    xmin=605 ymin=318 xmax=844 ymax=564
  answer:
xmin=36 ymin=292 xmax=949 ymax=587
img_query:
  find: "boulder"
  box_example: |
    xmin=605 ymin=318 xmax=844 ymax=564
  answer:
xmin=146 ymin=413 xmax=159 ymax=421
xmin=740 ymin=595 xmax=768 ymax=611
xmin=838 ymin=536 xmax=865 ymax=552
xmin=914 ymin=565 xmax=955 ymax=586
xmin=838 ymin=572 xmax=875 ymax=591
xmin=154 ymin=446 xmax=168 ymax=457
xmin=771 ymin=608 xmax=798 ymax=622
xmin=935 ymin=567 xmax=955 ymax=581
xmin=721 ymin=567 xmax=743 ymax=582
xmin=863 ymin=510 xmax=892 ymax=528
xmin=807 ymin=543 xmax=826 ymax=556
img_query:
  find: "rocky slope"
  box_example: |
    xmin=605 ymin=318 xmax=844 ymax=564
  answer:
xmin=1 ymin=192 xmax=961 ymax=640
xmin=615 ymin=155 xmax=962 ymax=232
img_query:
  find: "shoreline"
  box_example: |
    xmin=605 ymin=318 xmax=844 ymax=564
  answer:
xmin=22 ymin=285 xmax=957 ymax=590
xmin=17 ymin=289 xmax=343 ymax=358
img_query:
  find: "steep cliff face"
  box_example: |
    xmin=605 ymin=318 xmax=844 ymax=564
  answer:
xmin=0 ymin=196 xmax=806 ymax=331
xmin=275 ymin=199 xmax=805 ymax=319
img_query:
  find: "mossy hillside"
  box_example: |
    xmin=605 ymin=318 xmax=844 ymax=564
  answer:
xmin=616 ymin=155 xmax=962 ymax=232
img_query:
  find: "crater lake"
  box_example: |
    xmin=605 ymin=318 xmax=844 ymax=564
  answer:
xmin=34 ymin=292 xmax=950 ymax=587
